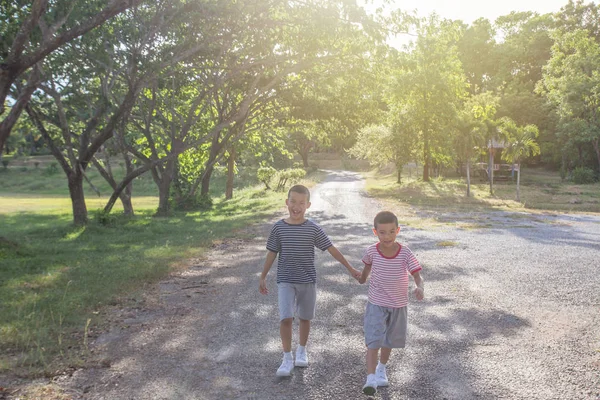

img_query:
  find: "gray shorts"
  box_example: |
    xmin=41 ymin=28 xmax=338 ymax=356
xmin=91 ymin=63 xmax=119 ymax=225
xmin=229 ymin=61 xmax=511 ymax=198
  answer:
xmin=364 ymin=302 xmax=408 ymax=349
xmin=278 ymin=282 xmax=317 ymax=321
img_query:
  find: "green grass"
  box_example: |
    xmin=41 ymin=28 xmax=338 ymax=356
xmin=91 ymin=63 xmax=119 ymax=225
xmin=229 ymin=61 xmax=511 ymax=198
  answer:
xmin=0 ymin=162 xmax=306 ymax=376
xmin=364 ymin=166 xmax=600 ymax=229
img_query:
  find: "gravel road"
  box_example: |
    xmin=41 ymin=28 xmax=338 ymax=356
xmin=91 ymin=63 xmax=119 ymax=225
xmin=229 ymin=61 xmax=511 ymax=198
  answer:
xmin=55 ymin=170 xmax=600 ymax=400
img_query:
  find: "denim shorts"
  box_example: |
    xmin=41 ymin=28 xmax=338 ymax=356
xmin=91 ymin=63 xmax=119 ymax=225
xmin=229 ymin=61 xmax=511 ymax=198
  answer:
xmin=278 ymin=282 xmax=317 ymax=321
xmin=364 ymin=302 xmax=407 ymax=349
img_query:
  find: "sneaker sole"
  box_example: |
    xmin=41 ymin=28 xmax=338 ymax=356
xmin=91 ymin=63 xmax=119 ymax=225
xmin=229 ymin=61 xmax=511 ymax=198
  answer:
xmin=377 ymin=380 xmax=389 ymax=387
xmin=276 ymin=370 xmax=292 ymax=377
xmin=294 ymin=361 xmax=308 ymax=367
xmin=363 ymin=386 xmax=377 ymax=396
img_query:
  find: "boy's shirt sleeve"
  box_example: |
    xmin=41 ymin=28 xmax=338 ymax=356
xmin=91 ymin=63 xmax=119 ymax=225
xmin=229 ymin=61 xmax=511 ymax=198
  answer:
xmin=314 ymin=224 xmax=333 ymax=251
xmin=405 ymin=247 xmax=422 ymax=273
xmin=266 ymin=224 xmax=280 ymax=253
xmin=362 ymin=246 xmax=372 ymax=265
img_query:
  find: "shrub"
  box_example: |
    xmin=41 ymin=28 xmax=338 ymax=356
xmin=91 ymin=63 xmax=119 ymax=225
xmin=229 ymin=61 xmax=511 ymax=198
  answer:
xmin=196 ymin=193 xmax=213 ymax=210
xmin=559 ymin=166 xmax=567 ymax=181
xmin=94 ymin=209 xmax=118 ymax=226
xmin=171 ymin=192 xmax=213 ymax=211
xmin=1 ymin=159 xmax=8 ymax=170
xmin=257 ymin=166 xmax=277 ymax=189
xmin=276 ymin=168 xmax=306 ymax=191
xmin=572 ymin=167 xmax=596 ymax=184
xmin=43 ymin=162 xmax=59 ymax=176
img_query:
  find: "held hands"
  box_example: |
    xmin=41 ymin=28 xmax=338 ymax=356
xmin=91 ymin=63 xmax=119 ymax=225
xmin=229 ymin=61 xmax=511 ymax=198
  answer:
xmin=348 ymin=267 xmax=362 ymax=281
xmin=414 ymin=286 xmax=424 ymax=300
xmin=259 ymin=277 xmax=268 ymax=295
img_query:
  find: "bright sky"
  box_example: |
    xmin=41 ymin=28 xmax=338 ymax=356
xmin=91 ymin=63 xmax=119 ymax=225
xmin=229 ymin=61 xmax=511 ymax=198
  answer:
xmin=364 ymin=0 xmax=598 ymax=47
xmin=387 ymin=0 xmax=575 ymax=24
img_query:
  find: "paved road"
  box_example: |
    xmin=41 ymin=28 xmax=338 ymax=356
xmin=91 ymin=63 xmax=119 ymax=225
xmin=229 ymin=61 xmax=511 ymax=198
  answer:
xmin=59 ymin=170 xmax=600 ymax=399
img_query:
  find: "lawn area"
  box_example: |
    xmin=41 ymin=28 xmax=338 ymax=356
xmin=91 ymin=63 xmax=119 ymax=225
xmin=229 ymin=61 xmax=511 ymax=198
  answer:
xmin=363 ymin=166 xmax=600 ymax=228
xmin=0 ymin=164 xmax=296 ymax=376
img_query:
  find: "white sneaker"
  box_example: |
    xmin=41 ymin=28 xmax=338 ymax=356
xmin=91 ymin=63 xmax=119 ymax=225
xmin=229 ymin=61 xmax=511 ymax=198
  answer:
xmin=295 ymin=347 xmax=308 ymax=367
xmin=362 ymin=374 xmax=377 ymax=395
xmin=276 ymin=356 xmax=294 ymax=376
xmin=376 ymin=365 xmax=389 ymax=387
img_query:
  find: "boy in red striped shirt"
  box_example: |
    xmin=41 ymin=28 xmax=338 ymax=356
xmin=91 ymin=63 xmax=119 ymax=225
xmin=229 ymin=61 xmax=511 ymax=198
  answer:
xmin=358 ymin=211 xmax=425 ymax=395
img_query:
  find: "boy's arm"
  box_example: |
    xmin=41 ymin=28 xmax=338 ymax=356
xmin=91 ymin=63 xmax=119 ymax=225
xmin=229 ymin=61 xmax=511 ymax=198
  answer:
xmin=259 ymin=250 xmax=277 ymax=295
xmin=411 ymin=270 xmax=424 ymax=300
xmin=327 ymin=245 xmax=361 ymax=280
xmin=359 ymin=264 xmax=371 ymax=284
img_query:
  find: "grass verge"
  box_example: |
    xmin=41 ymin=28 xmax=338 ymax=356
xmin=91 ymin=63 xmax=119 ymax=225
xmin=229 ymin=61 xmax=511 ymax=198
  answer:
xmin=363 ymin=167 xmax=600 ymax=229
xmin=0 ymin=182 xmax=292 ymax=377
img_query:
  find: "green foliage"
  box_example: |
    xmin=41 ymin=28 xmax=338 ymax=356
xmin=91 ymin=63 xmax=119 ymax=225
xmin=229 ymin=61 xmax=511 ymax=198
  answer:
xmin=257 ymin=166 xmax=277 ymax=189
xmin=94 ymin=209 xmax=119 ymax=226
xmin=572 ymin=167 xmax=597 ymax=184
xmin=559 ymin=166 xmax=567 ymax=181
xmin=42 ymin=163 xmax=59 ymax=176
xmin=275 ymin=168 xmax=306 ymax=191
xmin=538 ymin=25 xmax=600 ymax=171
xmin=171 ymin=191 xmax=213 ymax=212
xmin=1 ymin=160 xmax=8 ymax=170
xmin=498 ymin=117 xmax=541 ymax=164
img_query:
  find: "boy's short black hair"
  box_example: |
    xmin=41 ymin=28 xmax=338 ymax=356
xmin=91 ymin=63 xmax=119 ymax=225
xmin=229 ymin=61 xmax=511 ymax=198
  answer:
xmin=374 ymin=211 xmax=398 ymax=228
xmin=288 ymin=184 xmax=310 ymax=202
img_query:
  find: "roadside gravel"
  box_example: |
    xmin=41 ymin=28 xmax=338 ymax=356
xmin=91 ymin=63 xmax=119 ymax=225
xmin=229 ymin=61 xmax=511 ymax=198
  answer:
xmin=49 ymin=170 xmax=600 ymax=399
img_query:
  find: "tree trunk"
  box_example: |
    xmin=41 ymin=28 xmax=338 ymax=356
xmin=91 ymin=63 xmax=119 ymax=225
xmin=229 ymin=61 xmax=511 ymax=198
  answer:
xmin=225 ymin=146 xmax=235 ymax=200
xmin=155 ymin=158 xmax=177 ymax=217
xmin=68 ymin=170 xmax=88 ymax=225
xmin=396 ymin=164 xmax=402 ymax=184
xmin=516 ymin=163 xmax=521 ymax=202
xmin=466 ymin=159 xmax=471 ymax=197
xmin=200 ymin=164 xmax=214 ymax=197
xmin=592 ymin=138 xmax=600 ymax=173
xmin=300 ymin=150 xmax=309 ymax=168
xmin=423 ymin=143 xmax=430 ymax=182
xmin=121 ymin=154 xmax=135 ymax=215
xmin=156 ymin=178 xmax=171 ymax=217
xmin=488 ymin=148 xmax=494 ymax=195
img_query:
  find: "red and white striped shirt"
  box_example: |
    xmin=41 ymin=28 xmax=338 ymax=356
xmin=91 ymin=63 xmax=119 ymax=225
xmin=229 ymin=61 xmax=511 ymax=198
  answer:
xmin=362 ymin=242 xmax=422 ymax=308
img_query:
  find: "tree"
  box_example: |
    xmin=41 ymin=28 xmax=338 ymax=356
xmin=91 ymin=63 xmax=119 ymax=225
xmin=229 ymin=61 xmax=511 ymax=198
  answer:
xmin=539 ymin=28 xmax=600 ymax=172
xmin=349 ymin=121 xmax=416 ymax=184
xmin=389 ymin=15 xmax=468 ymax=181
xmin=26 ymin=0 xmax=226 ymax=224
xmin=498 ymin=117 xmax=540 ymax=202
xmin=0 ymin=0 xmax=141 ymax=153
xmin=454 ymin=93 xmax=498 ymax=197
xmin=457 ymin=18 xmax=497 ymax=95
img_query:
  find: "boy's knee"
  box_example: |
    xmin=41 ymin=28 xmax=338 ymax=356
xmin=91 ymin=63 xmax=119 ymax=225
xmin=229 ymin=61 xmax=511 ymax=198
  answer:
xmin=280 ymin=318 xmax=293 ymax=325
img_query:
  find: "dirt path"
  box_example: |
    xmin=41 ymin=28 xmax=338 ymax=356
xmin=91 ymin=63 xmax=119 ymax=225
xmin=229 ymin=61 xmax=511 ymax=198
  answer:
xmin=52 ymin=170 xmax=599 ymax=399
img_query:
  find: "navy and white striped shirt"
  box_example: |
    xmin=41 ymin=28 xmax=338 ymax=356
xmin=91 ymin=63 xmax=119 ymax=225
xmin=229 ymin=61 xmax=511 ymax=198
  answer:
xmin=266 ymin=219 xmax=333 ymax=284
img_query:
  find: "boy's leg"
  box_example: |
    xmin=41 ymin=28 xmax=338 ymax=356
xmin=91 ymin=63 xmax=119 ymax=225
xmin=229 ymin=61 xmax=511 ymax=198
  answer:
xmin=380 ymin=347 xmax=392 ymax=364
xmin=295 ymin=284 xmax=315 ymax=368
xmin=276 ymin=283 xmax=295 ymax=376
xmin=299 ymin=318 xmax=310 ymax=346
xmin=363 ymin=302 xmax=387 ymax=394
xmin=366 ymin=348 xmax=379 ymax=374
xmin=280 ymin=318 xmax=293 ymax=352
xmin=278 ymin=283 xmax=296 ymax=352
xmin=276 ymin=319 xmax=295 ymax=376
xmin=363 ymin=348 xmax=379 ymax=395
xmin=377 ymin=348 xmax=391 ymax=387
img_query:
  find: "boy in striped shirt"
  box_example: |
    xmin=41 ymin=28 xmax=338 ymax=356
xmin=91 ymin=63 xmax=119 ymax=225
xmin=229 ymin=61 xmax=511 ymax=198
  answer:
xmin=259 ymin=184 xmax=361 ymax=377
xmin=359 ymin=211 xmax=425 ymax=395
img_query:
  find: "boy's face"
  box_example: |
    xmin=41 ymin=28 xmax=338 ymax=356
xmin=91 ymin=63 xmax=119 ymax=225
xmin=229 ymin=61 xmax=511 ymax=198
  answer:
xmin=373 ymin=222 xmax=400 ymax=247
xmin=286 ymin=191 xmax=310 ymax=222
